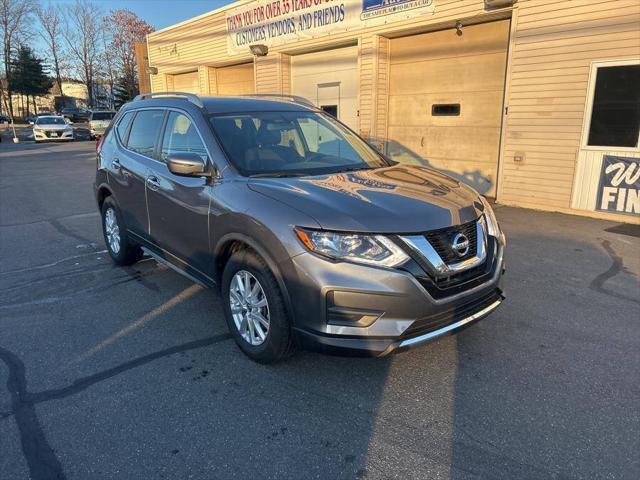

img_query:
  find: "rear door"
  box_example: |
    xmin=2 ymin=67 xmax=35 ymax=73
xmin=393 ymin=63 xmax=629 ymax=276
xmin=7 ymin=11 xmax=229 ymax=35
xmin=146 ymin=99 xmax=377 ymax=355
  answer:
xmin=108 ymin=109 xmax=165 ymax=239
xmin=145 ymin=110 xmax=211 ymax=276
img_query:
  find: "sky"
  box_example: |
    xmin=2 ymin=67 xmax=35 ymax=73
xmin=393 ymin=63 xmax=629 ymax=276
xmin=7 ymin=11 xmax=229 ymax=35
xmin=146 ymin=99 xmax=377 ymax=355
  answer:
xmin=45 ymin=0 xmax=234 ymax=30
xmin=32 ymin=0 xmax=235 ymax=56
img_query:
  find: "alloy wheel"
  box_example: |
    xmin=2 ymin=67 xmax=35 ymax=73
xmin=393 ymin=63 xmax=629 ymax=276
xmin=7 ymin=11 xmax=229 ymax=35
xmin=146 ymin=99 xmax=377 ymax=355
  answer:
xmin=229 ymin=270 xmax=270 ymax=346
xmin=104 ymin=207 xmax=121 ymax=255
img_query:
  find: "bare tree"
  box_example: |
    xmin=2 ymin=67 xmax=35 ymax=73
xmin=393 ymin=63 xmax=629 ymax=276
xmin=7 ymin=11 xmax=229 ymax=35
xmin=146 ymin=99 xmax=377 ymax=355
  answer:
xmin=36 ymin=2 xmax=65 ymax=99
xmin=63 ymin=0 xmax=101 ymax=107
xmin=0 ymin=0 xmax=34 ymax=116
xmin=103 ymin=9 xmax=154 ymax=105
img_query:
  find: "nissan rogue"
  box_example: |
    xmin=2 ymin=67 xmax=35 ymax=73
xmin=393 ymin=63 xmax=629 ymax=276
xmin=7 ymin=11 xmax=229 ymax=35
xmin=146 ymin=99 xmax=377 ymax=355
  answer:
xmin=94 ymin=92 xmax=505 ymax=363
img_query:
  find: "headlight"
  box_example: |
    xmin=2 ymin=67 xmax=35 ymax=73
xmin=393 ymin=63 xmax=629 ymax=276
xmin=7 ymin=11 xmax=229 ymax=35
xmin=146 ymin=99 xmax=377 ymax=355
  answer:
xmin=294 ymin=228 xmax=409 ymax=267
xmin=479 ymin=196 xmax=500 ymax=237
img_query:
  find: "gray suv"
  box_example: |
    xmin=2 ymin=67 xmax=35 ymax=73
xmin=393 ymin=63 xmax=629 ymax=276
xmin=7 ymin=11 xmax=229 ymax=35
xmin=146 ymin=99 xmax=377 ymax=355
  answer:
xmin=94 ymin=92 xmax=505 ymax=363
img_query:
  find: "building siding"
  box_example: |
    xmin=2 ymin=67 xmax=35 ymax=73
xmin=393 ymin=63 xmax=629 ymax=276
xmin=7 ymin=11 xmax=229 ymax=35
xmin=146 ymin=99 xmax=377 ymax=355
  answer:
xmin=146 ymin=0 xmax=640 ymax=222
xmin=498 ymin=0 xmax=640 ymax=215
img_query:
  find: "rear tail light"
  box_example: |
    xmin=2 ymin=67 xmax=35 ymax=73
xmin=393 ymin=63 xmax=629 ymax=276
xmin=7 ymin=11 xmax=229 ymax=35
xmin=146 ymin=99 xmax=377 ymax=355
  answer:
xmin=96 ymin=133 xmax=105 ymax=154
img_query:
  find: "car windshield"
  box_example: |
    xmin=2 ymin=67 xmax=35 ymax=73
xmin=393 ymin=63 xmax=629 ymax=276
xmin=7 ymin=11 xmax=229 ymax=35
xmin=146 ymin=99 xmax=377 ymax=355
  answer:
xmin=92 ymin=112 xmax=115 ymax=120
xmin=209 ymin=111 xmax=390 ymax=177
xmin=36 ymin=117 xmax=65 ymax=125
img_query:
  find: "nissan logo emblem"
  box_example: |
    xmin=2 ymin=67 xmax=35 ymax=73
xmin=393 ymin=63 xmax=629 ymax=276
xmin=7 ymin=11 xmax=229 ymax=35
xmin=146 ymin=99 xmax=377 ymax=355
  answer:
xmin=451 ymin=233 xmax=470 ymax=257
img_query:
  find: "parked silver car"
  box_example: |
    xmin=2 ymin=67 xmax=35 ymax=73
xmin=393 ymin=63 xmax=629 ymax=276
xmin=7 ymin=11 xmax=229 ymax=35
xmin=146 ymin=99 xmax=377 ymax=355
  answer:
xmin=94 ymin=93 xmax=505 ymax=363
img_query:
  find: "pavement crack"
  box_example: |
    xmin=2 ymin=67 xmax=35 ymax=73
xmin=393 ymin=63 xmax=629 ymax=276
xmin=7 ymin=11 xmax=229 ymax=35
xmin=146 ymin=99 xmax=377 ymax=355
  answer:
xmin=48 ymin=218 xmax=94 ymax=244
xmin=29 ymin=333 xmax=232 ymax=404
xmin=0 ymin=334 xmax=231 ymax=479
xmin=0 ymin=211 xmax=98 ymax=229
xmin=589 ymin=239 xmax=640 ymax=305
xmin=0 ymin=346 xmax=66 ymax=480
xmin=0 ymin=250 xmax=108 ymax=276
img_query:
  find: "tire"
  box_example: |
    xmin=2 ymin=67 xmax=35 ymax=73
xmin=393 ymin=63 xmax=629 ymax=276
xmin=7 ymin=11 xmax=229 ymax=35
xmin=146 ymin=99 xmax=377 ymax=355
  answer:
xmin=101 ymin=197 xmax=143 ymax=266
xmin=222 ymin=249 xmax=294 ymax=363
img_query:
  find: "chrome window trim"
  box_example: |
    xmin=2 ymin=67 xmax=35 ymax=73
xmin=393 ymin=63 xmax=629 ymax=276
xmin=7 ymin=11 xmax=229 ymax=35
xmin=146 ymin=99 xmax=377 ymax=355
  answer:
xmin=399 ymin=218 xmax=487 ymax=276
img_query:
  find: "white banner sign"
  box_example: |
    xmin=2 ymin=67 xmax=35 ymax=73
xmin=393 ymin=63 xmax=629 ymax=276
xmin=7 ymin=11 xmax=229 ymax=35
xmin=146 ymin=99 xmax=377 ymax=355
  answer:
xmin=225 ymin=0 xmax=434 ymax=54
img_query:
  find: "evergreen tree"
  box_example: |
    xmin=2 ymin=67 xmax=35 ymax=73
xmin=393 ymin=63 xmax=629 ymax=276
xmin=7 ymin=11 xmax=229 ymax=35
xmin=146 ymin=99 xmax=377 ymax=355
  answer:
xmin=9 ymin=46 xmax=53 ymax=114
xmin=113 ymin=72 xmax=138 ymax=109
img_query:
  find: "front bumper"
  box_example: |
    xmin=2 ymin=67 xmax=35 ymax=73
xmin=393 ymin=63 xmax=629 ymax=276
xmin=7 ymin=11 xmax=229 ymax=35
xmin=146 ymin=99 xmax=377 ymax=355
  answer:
xmin=34 ymin=130 xmax=74 ymax=141
xmin=284 ymin=234 xmax=505 ymax=357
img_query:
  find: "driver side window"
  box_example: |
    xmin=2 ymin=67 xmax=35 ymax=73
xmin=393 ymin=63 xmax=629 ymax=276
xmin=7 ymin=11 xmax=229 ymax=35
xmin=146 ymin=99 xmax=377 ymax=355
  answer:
xmin=160 ymin=112 xmax=207 ymax=163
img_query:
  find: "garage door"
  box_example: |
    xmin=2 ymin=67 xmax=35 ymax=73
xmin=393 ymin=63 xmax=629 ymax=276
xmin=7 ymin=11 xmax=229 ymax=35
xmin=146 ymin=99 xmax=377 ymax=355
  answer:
xmin=216 ymin=63 xmax=255 ymax=95
xmin=291 ymin=46 xmax=358 ymax=131
xmin=172 ymin=71 xmax=199 ymax=94
xmin=388 ymin=20 xmax=510 ymax=196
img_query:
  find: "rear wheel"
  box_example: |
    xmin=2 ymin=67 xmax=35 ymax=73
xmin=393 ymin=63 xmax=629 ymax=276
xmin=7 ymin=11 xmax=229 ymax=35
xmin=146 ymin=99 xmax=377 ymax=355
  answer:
xmin=222 ymin=249 xmax=293 ymax=363
xmin=101 ymin=197 xmax=143 ymax=266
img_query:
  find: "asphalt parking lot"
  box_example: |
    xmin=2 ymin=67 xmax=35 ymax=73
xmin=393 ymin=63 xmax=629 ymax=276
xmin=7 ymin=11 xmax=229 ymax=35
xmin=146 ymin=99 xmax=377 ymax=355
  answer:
xmin=1 ymin=140 xmax=639 ymax=480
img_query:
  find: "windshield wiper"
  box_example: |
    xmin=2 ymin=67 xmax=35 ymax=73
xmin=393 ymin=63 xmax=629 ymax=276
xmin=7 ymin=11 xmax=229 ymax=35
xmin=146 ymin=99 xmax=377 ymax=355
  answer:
xmin=249 ymin=172 xmax=309 ymax=178
xmin=331 ymin=166 xmax=376 ymax=174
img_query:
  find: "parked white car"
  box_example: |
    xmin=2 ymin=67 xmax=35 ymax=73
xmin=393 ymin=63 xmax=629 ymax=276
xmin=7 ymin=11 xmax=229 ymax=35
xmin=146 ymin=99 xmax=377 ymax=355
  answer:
xmin=33 ymin=116 xmax=74 ymax=142
xmin=88 ymin=110 xmax=116 ymax=139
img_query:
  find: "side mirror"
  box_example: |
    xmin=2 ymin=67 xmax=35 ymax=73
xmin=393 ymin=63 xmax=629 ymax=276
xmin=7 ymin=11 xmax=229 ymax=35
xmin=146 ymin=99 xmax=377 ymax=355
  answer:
xmin=167 ymin=152 xmax=208 ymax=177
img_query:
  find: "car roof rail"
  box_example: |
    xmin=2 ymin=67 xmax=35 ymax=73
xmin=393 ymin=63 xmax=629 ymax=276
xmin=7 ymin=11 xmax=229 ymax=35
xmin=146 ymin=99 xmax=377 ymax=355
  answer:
xmin=133 ymin=91 xmax=204 ymax=108
xmin=239 ymin=94 xmax=316 ymax=108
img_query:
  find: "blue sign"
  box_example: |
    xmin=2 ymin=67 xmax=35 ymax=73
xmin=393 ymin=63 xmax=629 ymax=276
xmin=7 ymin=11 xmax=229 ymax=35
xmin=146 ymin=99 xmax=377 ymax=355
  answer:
xmin=361 ymin=0 xmax=434 ymax=20
xmin=596 ymin=155 xmax=640 ymax=216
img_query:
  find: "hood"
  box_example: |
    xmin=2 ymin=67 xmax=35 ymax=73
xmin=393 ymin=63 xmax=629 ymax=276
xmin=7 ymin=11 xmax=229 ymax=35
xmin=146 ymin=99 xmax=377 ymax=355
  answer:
xmin=248 ymin=165 xmax=483 ymax=233
xmin=35 ymin=124 xmax=68 ymax=130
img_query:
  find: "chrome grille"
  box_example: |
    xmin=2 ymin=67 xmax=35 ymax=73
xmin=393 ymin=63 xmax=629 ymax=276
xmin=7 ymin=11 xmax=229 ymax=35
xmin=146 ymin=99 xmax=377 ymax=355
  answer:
xmin=423 ymin=220 xmax=477 ymax=264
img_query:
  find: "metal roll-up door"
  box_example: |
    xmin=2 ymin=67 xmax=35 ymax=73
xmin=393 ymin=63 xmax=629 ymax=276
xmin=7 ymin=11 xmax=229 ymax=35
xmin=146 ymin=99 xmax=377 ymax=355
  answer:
xmin=216 ymin=63 xmax=255 ymax=95
xmin=388 ymin=20 xmax=510 ymax=196
xmin=172 ymin=71 xmax=200 ymax=94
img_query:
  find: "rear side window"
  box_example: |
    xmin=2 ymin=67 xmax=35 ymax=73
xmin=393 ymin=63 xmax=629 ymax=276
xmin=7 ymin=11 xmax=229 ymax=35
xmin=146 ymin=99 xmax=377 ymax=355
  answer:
xmin=126 ymin=110 xmax=165 ymax=157
xmin=116 ymin=112 xmax=133 ymax=144
xmin=160 ymin=112 xmax=207 ymax=162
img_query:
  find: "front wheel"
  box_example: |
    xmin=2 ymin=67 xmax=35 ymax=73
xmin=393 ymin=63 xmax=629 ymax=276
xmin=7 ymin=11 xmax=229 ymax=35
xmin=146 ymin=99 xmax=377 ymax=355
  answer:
xmin=221 ymin=249 xmax=294 ymax=363
xmin=101 ymin=197 xmax=143 ymax=266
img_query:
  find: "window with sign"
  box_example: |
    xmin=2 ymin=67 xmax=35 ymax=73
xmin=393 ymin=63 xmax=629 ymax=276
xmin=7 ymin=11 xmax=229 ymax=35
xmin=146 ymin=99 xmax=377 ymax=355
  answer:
xmin=587 ymin=64 xmax=640 ymax=148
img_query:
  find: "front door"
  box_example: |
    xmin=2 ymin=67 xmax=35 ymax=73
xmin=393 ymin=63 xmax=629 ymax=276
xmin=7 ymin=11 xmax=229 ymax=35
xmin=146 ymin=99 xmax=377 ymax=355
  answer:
xmin=291 ymin=46 xmax=359 ymax=131
xmin=146 ymin=110 xmax=211 ymax=277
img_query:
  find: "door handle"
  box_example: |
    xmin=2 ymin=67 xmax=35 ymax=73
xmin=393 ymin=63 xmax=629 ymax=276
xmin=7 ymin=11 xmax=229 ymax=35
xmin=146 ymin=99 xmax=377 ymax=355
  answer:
xmin=111 ymin=158 xmax=121 ymax=170
xmin=146 ymin=175 xmax=160 ymax=191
